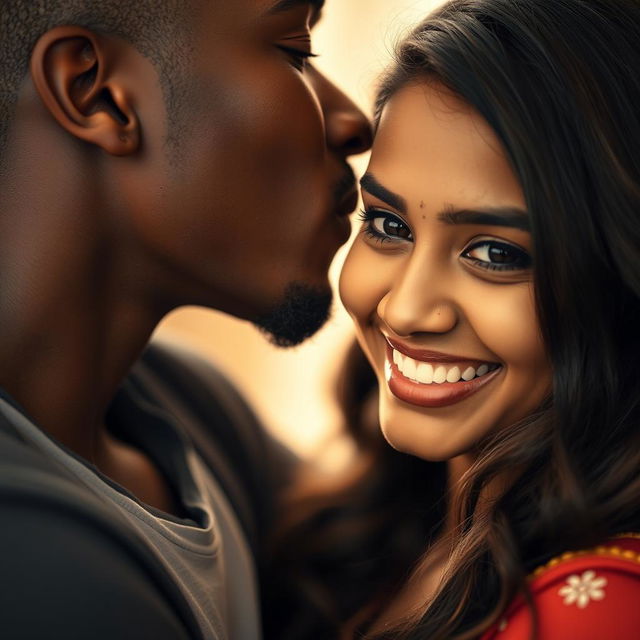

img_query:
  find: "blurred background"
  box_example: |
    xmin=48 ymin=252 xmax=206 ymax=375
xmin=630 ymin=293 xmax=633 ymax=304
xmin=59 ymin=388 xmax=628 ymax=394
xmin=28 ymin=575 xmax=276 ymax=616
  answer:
xmin=155 ymin=0 xmax=446 ymax=469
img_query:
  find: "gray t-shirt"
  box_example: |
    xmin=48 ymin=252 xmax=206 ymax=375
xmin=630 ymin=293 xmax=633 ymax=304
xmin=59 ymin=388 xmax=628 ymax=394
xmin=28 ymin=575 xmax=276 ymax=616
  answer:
xmin=0 ymin=387 xmax=262 ymax=640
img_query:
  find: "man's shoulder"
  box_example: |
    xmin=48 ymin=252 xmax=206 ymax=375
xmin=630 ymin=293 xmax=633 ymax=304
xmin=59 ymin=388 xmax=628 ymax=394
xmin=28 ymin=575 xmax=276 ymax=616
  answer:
xmin=0 ymin=471 xmax=198 ymax=639
xmin=0 ymin=407 xmax=92 ymax=512
xmin=135 ymin=339 xmax=298 ymax=483
xmin=133 ymin=339 xmax=264 ymax=447
xmin=0 ymin=411 xmax=203 ymax=640
xmin=128 ymin=340 xmax=297 ymax=559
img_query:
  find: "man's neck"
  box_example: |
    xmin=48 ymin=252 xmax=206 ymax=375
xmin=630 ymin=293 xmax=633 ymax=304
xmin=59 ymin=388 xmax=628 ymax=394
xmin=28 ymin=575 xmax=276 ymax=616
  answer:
xmin=0 ymin=179 xmax=165 ymax=463
xmin=0 ymin=86 xmax=187 ymax=500
xmin=0 ymin=284 xmax=162 ymax=462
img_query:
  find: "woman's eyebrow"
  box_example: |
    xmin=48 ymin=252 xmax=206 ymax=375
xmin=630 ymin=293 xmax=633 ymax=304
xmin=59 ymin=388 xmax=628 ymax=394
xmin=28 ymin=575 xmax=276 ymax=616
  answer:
xmin=267 ymin=0 xmax=325 ymax=16
xmin=438 ymin=206 xmax=530 ymax=231
xmin=360 ymin=173 xmax=530 ymax=231
xmin=360 ymin=173 xmax=408 ymax=213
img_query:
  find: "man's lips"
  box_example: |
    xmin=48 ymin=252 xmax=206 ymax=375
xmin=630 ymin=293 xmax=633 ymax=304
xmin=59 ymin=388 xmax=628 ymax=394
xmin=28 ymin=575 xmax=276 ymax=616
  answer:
xmin=385 ymin=342 xmax=502 ymax=408
xmin=333 ymin=165 xmax=358 ymax=217
xmin=329 ymin=181 xmax=357 ymax=245
xmin=336 ymin=189 xmax=359 ymax=217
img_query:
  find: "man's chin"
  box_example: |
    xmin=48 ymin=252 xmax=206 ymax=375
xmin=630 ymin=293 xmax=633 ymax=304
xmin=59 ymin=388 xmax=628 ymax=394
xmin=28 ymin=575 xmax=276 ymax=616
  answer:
xmin=253 ymin=282 xmax=333 ymax=348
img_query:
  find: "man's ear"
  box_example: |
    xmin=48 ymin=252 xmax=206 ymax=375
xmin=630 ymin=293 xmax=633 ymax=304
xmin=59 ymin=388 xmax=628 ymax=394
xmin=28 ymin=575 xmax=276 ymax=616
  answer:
xmin=30 ymin=26 xmax=140 ymax=156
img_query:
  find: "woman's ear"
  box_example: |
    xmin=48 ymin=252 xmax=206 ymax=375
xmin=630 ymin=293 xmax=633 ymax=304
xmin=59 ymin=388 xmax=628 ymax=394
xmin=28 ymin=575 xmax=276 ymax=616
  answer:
xmin=30 ymin=26 xmax=140 ymax=156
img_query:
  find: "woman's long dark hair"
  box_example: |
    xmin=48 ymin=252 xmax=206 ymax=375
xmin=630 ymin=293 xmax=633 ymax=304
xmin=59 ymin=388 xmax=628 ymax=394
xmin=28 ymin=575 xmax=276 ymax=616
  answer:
xmin=264 ymin=1 xmax=640 ymax=638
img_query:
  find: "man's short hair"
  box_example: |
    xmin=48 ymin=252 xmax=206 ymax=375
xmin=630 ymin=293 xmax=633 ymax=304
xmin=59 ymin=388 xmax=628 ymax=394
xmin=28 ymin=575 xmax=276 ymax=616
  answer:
xmin=0 ymin=0 xmax=199 ymax=165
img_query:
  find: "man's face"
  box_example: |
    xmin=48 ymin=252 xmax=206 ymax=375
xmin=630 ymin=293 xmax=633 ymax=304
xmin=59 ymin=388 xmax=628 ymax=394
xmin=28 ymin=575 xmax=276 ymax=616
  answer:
xmin=129 ymin=0 xmax=371 ymax=343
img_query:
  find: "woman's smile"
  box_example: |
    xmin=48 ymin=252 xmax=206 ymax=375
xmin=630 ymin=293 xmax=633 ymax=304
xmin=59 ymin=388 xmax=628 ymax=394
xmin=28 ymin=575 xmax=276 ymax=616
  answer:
xmin=385 ymin=339 xmax=502 ymax=408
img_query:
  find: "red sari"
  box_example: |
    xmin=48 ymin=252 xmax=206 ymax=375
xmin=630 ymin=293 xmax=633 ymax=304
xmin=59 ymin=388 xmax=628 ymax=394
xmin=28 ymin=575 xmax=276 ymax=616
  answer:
xmin=481 ymin=534 xmax=640 ymax=639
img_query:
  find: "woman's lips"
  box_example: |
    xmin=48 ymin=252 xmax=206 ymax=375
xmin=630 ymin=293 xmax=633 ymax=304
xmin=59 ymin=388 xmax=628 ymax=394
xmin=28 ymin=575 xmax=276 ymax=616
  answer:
xmin=385 ymin=343 xmax=502 ymax=408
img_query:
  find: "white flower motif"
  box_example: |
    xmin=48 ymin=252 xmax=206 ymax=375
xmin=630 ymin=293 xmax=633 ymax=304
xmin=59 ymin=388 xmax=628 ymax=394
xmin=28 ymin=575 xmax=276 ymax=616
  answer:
xmin=558 ymin=570 xmax=607 ymax=608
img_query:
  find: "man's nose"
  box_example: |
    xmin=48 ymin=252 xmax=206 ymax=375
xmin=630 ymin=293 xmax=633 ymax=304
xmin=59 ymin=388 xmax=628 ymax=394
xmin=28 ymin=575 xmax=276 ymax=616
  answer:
xmin=309 ymin=68 xmax=373 ymax=156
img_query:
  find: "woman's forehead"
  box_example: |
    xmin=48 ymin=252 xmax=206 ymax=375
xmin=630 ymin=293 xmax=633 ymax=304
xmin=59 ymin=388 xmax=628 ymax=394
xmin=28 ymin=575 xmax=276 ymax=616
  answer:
xmin=368 ymin=83 xmax=525 ymax=215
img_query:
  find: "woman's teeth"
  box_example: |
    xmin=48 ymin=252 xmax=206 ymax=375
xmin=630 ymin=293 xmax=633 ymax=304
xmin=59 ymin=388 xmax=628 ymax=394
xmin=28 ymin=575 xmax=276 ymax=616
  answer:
xmin=392 ymin=349 xmax=497 ymax=384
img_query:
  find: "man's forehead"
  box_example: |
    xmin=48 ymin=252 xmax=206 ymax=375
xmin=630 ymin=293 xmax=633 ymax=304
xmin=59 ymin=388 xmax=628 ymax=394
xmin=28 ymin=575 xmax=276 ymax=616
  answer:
xmin=265 ymin=0 xmax=325 ymax=16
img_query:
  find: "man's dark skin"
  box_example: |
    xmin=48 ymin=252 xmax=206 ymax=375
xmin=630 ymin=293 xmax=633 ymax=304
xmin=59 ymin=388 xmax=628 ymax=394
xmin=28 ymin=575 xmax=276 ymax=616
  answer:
xmin=0 ymin=0 xmax=371 ymax=516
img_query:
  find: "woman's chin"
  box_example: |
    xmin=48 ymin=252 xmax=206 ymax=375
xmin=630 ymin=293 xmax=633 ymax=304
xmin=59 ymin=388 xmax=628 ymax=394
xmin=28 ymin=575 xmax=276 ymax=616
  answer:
xmin=379 ymin=418 xmax=469 ymax=462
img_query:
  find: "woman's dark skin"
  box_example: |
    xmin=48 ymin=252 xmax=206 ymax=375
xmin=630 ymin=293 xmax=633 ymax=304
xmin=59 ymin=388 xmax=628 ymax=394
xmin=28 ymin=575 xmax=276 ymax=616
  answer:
xmin=0 ymin=0 xmax=371 ymax=512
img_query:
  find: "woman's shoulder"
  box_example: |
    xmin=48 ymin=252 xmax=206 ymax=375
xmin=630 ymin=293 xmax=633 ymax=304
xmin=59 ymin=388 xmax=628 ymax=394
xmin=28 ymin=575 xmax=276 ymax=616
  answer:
xmin=481 ymin=534 xmax=640 ymax=640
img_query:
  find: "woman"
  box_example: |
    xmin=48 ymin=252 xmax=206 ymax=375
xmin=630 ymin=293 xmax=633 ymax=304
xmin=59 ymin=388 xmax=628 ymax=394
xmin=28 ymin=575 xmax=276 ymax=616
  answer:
xmin=264 ymin=1 xmax=640 ymax=638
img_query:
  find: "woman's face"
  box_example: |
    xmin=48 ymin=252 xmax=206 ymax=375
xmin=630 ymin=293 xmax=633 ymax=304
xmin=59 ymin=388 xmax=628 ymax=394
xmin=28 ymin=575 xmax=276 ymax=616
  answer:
xmin=340 ymin=82 xmax=552 ymax=462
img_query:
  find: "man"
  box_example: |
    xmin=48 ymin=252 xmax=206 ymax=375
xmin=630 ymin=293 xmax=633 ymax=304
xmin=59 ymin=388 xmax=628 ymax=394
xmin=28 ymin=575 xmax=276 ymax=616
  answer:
xmin=0 ymin=0 xmax=371 ymax=637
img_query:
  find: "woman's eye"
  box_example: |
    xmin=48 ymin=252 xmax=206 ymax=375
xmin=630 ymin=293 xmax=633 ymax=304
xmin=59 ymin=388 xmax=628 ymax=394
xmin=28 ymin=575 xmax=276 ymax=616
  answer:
xmin=358 ymin=209 xmax=413 ymax=243
xmin=462 ymin=239 xmax=532 ymax=271
xmin=277 ymin=45 xmax=318 ymax=71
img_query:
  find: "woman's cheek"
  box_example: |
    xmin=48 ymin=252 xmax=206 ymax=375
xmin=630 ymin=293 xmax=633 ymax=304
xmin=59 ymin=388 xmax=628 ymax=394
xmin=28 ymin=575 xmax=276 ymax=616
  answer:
xmin=339 ymin=240 xmax=390 ymax=324
xmin=468 ymin=282 xmax=543 ymax=367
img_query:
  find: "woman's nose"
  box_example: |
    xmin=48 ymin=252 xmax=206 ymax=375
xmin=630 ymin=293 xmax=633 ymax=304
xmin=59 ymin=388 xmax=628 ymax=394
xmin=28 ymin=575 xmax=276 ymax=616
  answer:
xmin=376 ymin=263 xmax=459 ymax=338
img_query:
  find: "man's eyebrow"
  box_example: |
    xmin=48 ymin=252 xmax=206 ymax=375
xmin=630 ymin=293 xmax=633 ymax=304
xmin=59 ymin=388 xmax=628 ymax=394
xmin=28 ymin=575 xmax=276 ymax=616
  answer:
xmin=267 ymin=0 xmax=325 ymax=16
xmin=360 ymin=173 xmax=408 ymax=213
xmin=438 ymin=206 xmax=530 ymax=232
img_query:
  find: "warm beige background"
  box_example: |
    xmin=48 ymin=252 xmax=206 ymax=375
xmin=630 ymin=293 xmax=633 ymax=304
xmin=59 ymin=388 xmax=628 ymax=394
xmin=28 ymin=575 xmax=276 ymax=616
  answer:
xmin=155 ymin=0 xmax=446 ymax=465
